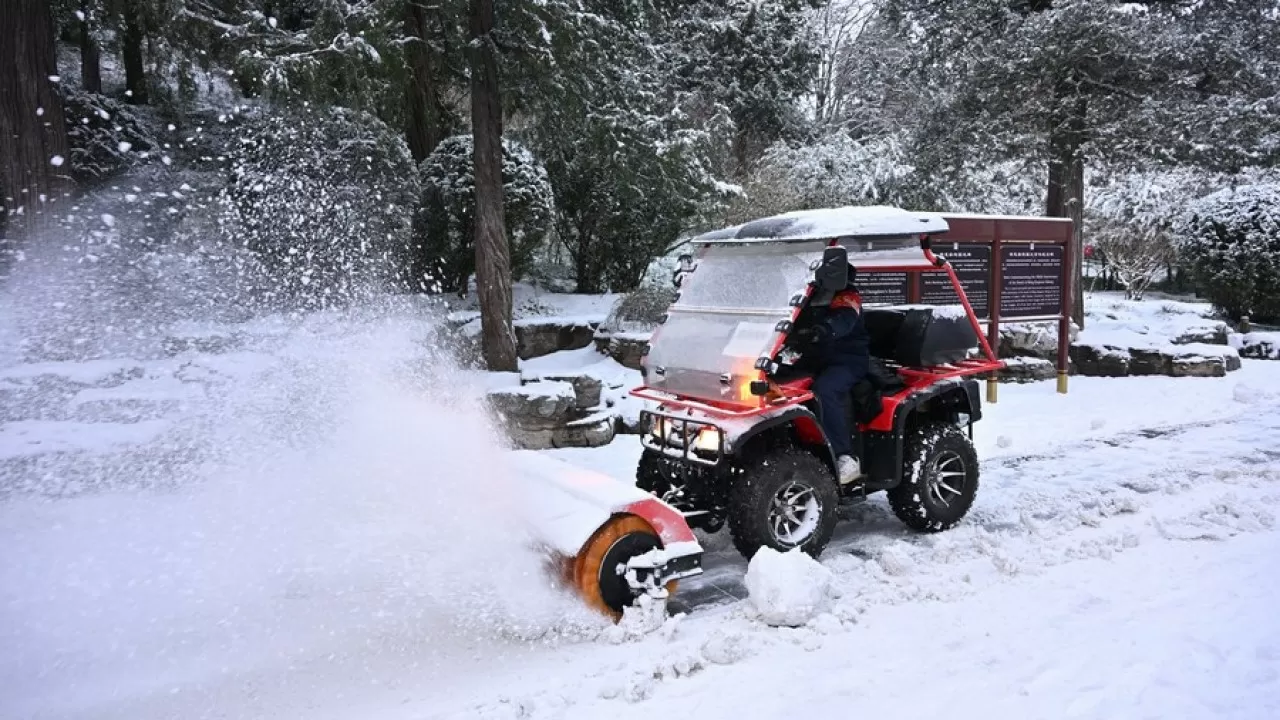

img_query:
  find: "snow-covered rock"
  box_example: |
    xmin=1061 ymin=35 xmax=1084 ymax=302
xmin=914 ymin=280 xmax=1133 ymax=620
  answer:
xmin=485 ymin=380 xmax=616 ymax=450
xmin=744 ymin=547 xmax=835 ymax=628
xmin=515 ymin=319 xmax=597 ymax=360
xmin=523 ymin=371 xmax=603 ymax=410
xmin=1231 ymin=331 xmax=1280 ymax=360
xmin=1070 ymin=341 xmax=1240 ymax=378
xmin=594 ymin=331 xmax=650 ymax=370
xmin=1000 ymin=321 xmax=1078 ymax=359
xmin=997 ymin=356 xmax=1057 ymax=383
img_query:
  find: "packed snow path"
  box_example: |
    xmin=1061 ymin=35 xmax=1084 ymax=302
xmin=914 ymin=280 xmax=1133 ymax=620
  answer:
xmin=670 ymin=405 xmax=1280 ymax=614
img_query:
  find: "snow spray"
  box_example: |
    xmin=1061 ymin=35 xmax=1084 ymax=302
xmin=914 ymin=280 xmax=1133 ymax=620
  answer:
xmin=0 ymin=216 xmax=602 ymax=718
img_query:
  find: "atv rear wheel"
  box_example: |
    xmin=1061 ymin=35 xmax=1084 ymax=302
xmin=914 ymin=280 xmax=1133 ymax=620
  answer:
xmin=888 ymin=422 xmax=979 ymax=532
xmin=728 ymin=448 xmax=839 ymax=560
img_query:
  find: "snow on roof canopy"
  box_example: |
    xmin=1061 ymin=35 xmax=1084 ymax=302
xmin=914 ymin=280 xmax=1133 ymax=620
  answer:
xmin=693 ymin=205 xmax=949 ymax=244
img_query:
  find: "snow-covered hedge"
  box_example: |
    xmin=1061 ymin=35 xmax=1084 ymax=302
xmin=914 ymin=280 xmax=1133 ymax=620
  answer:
xmin=417 ymin=135 xmax=554 ymax=292
xmin=213 ymin=106 xmax=419 ymax=309
xmin=1176 ymin=184 xmax=1280 ymax=323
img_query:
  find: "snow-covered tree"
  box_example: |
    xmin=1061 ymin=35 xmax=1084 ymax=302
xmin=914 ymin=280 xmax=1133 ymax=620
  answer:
xmin=1 ymin=0 xmax=71 ymax=251
xmin=807 ymin=0 xmax=878 ymax=129
xmin=874 ymin=0 xmax=1280 ymax=326
xmin=656 ymin=0 xmax=826 ymax=176
xmin=1176 ymin=182 xmax=1280 ymax=323
xmin=1085 ymin=167 xmax=1223 ymax=300
xmin=536 ymin=101 xmax=736 ymax=294
xmin=213 ymin=105 xmax=419 ymax=309
xmin=418 ymin=134 xmax=553 ymax=293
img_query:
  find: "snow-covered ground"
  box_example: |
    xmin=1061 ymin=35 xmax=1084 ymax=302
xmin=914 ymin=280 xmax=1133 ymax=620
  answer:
xmin=3 ymin=288 xmax=1279 ymax=720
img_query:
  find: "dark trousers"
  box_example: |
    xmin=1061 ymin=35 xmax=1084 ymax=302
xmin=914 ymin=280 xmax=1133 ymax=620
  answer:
xmin=811 ymin=363 xmax=865 ymax=457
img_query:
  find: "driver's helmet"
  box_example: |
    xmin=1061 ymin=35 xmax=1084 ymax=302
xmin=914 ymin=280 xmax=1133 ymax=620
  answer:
xmin=845 ymin=262 xmax=858 ymax=289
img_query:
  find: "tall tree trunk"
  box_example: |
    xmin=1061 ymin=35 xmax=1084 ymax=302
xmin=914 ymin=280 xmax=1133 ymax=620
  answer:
xmin=468 ymin=0 xmax=518 ymax=371
xmin=1046 ymin=88 xmax=1087 ymax=329
xmin=80 ymin=0 xmax=102 ymax=94
xmin=0 ymin=0 xmax=71 ymax=258
xmin=403 ymin=2 xmax=447 ymax=163
xmin=121 ymin=1 xmax=147 ymax=104
xmin=404 ymin=1 xmax=451 ymax=291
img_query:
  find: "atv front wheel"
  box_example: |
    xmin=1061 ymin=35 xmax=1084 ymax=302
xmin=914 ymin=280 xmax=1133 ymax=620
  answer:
xmin=728 ymin=448 xmax=839 ymax=560
xmin=888 ymin=422 xmax=979 ymax=532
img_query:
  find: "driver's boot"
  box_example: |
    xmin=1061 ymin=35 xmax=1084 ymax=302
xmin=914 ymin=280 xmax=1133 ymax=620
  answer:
xmin=836 ymin=455 xmax=862 ymax=484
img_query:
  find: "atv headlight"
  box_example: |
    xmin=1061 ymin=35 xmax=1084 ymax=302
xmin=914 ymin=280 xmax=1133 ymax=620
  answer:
xmin=693 ymin=426 xmax=722 ymax=453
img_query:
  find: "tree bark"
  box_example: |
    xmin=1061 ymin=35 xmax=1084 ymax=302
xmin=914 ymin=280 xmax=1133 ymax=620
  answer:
xmin=121 ymin=1 xmax=147 ymax=104
xmin=80 ymin=0 xmax=102 ymax=94
xmin=404 ymin=1 xmax=452 ymax=292
xmin=468 ymin=0 xmax=518 ymax=371
xmin=0 ymin=0 xmax=72 ymax=256
xmin=1045 ymin=87 xmax=1087 ymax=329
xmin=403 ymin=1 xmax=448 ymax=162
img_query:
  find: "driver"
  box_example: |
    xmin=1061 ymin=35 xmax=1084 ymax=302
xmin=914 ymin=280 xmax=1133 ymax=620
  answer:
xmin=792 ymin=263 xmax=870 ymax=484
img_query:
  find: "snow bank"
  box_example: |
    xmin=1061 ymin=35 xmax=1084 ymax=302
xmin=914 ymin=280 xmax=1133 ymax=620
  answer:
xmin=744 ymin=547 xmax=836 ymax=627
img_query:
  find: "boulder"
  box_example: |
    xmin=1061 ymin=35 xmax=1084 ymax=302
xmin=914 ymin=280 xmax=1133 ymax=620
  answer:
xmin=485 ymin=380 xmax=618 ymax=449
xmin=1128 ymin=348 xmax=1171 ymax=376
xmin=1000 ymin=321 xmax=1079 ymax=360
xmin=1172 ymin=324 xmax=1230 ymax=346
xmin=527 ymin=371 xmax=603 ymax=410
xmin=554 ymin=413 xmax=617 ymax=448
xmin=1170 ymin=355 xmax=1226 ymax=378
xmin=515 ymin=320 xmax=596 ymax=360
xmin=486 ymin=381 xmax=576 ymax=435
xmin=1069 ymin=344 xmax=1131 ymax=377
xmin=997 ymin=357 xmax=1057 ymax=383
xmin=595 ymin=332 xmax=650 ymax=370
xmin=1231 ymin=332 xmax=1280 ymax=360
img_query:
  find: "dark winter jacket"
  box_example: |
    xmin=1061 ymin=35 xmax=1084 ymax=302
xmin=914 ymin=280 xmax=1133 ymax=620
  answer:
xmin=806 ymin=288 xmax=871 ymax=375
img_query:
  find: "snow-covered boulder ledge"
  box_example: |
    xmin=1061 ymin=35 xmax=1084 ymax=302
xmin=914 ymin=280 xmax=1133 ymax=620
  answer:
xmin=1070 ymin=341 xmax=1241 ymax=378
xmin=485 ymin=377 xmax=615 ymax=450
xmin=593 ymin=330 xmax=650 ymax=370
xmin=441 ymin=312 xmax=603 ymax=364
xmin=1231 ymin=331 xmax=1280 ymax=361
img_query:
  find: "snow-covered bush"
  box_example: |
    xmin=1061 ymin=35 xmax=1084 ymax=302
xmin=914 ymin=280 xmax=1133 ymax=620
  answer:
xmin=60 ymin=88 xmax=159 ymax=182
xmin=418 ymin=134 xmax=554 ymax=293
xmin=1084 ymin=169 xmax=1210 ymax=300
xmin=731 ymin=132 xmax=915 ymax=220
xmin=1176 ymin=183 xmax=1280 ymax=323
xmin=603 ymin=284 xmax=677 ymax=335
xmin=213 ymin=106 xmax=419 ymax=309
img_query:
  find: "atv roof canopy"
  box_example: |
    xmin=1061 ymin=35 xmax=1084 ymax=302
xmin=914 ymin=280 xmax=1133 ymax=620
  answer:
xmin=690 ymin=205 xmax=950 ymax=269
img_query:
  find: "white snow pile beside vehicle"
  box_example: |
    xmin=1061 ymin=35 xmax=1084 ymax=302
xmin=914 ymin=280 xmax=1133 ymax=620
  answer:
xmin=744 ymin=546 xmax=837 ymax=627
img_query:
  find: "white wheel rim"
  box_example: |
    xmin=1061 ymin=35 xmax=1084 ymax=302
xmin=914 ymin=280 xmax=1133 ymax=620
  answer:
xmin=769 ymin=480 xmax=822 ymax=546
xmin=926 ymin=450 xmax=966 ymax=507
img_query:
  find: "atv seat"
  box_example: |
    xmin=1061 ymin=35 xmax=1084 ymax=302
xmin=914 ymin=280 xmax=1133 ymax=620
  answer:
xmin=864 ymin=306 xmax=978 ymax=368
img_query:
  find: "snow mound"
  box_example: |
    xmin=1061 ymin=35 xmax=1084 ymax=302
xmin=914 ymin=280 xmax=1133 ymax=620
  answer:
xmin=700 ymin=627 xmax=753 ymax=665
xmin=744 ymin=547 xmax=836 ymax=627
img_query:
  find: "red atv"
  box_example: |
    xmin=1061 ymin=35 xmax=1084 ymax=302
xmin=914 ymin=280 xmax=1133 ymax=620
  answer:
xmin=630 ymin=206 xmax=1004 ymax=560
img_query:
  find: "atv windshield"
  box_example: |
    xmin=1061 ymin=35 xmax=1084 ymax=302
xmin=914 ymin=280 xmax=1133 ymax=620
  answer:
xmin=644 ymin=240 xmax=829 ymax=404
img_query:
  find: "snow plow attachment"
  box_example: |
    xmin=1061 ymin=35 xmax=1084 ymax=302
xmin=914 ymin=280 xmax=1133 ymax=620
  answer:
xmin=513 ymin=451 xmax=703 ymax=620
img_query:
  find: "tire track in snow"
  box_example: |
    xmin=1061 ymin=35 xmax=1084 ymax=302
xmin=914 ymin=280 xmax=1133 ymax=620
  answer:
xmin=670 ymin=405 xmax=1280 ymax=614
